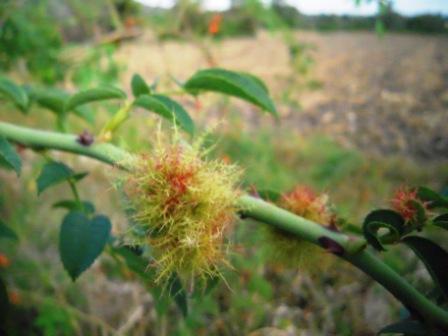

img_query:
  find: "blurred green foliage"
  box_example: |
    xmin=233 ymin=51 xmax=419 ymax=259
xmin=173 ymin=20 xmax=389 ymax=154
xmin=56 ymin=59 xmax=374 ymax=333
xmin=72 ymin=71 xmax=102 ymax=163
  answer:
xmin=0 ymin=0 xmax=65 ymax=84
xmin=70 ymin=45 xmax=121 ymax=88
xmin=0 ymin=0 xmax=135 ymax=85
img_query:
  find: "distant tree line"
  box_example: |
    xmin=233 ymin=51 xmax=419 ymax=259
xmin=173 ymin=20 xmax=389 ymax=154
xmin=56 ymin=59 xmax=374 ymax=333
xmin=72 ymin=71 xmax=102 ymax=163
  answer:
xmin=272 ymin=2 xmax=448 ymax=34
xmin=147 ymin=0 xmax=448 ymax=39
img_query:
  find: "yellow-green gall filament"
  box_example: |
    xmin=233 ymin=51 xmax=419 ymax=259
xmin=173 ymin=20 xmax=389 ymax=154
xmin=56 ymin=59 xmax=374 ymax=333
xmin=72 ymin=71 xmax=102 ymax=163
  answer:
xmin=122 ymin=141 xmax=241 ymax=283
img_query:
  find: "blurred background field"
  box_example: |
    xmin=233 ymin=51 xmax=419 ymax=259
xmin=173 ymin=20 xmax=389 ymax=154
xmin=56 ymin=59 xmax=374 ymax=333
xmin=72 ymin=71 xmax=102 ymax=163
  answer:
xmin=1 ymin=0 xmax=448 ymax=335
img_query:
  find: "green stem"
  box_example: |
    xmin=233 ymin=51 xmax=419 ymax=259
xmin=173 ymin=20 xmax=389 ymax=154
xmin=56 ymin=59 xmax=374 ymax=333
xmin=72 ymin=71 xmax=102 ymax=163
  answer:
xmin=68 ymin=180 xmax=81 ymax=204
xmin=238 ymin=195 xmax=366 ymax=254
xmin=238 ymin=195 xmax=448 ymax=328
xmin=1 ymin=120 xmax=447 ymax=330
xmin=68 ymin=179 xmax=83 ymax=212
xmin=0 ymin=122 xmax=130 ymax=166
xmin=346 ymin=251 xmax=448 ymax=328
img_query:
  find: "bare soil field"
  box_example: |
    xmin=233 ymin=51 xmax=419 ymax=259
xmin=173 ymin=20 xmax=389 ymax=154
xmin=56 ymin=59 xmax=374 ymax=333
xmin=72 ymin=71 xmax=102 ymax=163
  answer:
xmin=116 ymin=31 xmax=448 ymax=160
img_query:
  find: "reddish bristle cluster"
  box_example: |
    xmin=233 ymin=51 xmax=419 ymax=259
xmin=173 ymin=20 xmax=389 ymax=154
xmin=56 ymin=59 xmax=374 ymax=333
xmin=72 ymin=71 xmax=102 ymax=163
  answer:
xmin=281 ymin=185 xmax=333 ymax=225
xmin=391 ymin=187 xmax=428 ymax=222
xmin=121 ymin=142 xmax=241 ymax=283
xmin=263 ymin=185 xmax=335 ymax=271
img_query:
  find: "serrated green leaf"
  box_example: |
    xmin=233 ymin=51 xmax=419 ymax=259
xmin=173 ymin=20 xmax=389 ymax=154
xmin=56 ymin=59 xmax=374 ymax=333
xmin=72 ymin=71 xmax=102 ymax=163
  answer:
xmin=36 ymin=161 xmax=75 ymax=195
xmin=59 ymin=211 xmax=111 ymax=281
xmin=53 ymin=200 xmax=95 ymax=215
xmin=417 ymin=186 xmax=448 ymax=209
xmin=28 ymin=86 xmax=95 ymax=124
xmin=402 ymin=236 xmax=448 ymax=302
xmin=0 ymin=219 xmax=18 ymax=241
xmin=28 ymin=86 xmax=66 ymax=115
xmin=65 ymin=87 xmax=126 ymax=112
xmin=363 ymin=209 xmax=405 ymax=251
xmin=0 ymin=136 xmax=21 ymax=176
xmin=131 ymin=74 xmax=151 ymax=97
xmin=184 ymin=68 xmax=277 ymax=116
xmin=0 ymin=77 xmax=28 ymax=112
xmin=378 ymin=319 xmax=428 ymax=335
xmin=241 ymin=72 xmax=269 ymax=94
xmin=134 ymin=94 xmax=195 ymax=135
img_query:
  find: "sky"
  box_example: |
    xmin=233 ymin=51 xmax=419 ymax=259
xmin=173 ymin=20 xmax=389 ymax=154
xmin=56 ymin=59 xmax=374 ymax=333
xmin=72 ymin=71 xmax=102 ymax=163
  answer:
xmin=136 ymin=0 xmax=448 ymax=16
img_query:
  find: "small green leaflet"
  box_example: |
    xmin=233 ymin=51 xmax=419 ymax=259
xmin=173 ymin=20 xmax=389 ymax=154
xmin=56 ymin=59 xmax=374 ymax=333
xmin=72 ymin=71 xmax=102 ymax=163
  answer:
xmin=36 ymin=161 xmax=87 ymax=195
xmin=65 ymin=86 xmax=126 ymax=112
xmin=59 ymin=211 xmax=111 ymax=281
xmin=0 ymin=136 xmax=21 ymax=176
xmin=99 ymin=103 xmax=131 ymax=138
xmin=402 ymin=236 xmax=448 ymax=302
xmin=240 ymin=71 xmax=269 ymax=93
xmin=433 ymin=213 xmax=448 ymax=231
xmin=0 ymin=77 xmax=28 ymax=112
xmin=183 ymin=68 xmax=277 ymax=117
xmin=0 ymin=219 xmax=18 ymax=241
xmin=131 ymin=74 xmax=151 ymax=97
xmin=28 ymin=86 xmax=94 ymax=124
xmin=362 ymin=209 xmax=405 ymax=251
xmin=28 ymin=86 xmax=67 ymax=115
xmin=134 ymin=94 xmax=195 ymax=136
xmin=417 ymin=186 xmax=448 ymax=209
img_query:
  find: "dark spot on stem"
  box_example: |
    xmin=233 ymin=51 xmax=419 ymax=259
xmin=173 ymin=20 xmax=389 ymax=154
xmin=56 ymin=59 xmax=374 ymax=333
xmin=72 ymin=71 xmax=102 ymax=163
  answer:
xmin=77 ymin=130 xmax=94 ymax=146
xmin=318 ymin=236 xmax=345 ymax=256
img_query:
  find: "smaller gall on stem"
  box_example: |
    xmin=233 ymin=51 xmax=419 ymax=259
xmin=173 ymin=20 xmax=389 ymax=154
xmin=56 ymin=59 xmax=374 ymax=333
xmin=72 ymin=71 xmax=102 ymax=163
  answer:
xmin=391 ymin=187 xmax=430 ymax=229
xmin=263 ymin=185 xmax=337 ymax=272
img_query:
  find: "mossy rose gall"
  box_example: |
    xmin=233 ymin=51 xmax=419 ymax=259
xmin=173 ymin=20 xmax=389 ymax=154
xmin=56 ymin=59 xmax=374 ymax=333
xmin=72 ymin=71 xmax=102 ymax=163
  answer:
xmin=120 ymin=139 xmax=241 ymax=283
